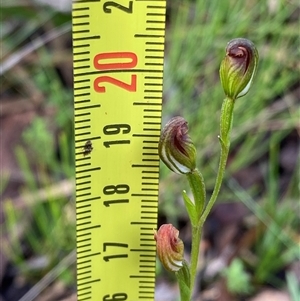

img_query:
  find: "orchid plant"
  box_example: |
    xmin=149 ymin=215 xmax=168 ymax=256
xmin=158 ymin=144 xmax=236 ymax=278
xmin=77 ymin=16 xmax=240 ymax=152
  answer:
xmin=154 ymin=38 xmax=259 ymax=301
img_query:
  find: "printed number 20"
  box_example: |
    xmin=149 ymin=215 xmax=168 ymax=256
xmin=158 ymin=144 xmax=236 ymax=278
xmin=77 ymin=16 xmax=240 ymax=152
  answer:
xmin=93 ymin=52 xmax=137 ymax=93
xmin=94 ymin=75 xmax=136 ymax=93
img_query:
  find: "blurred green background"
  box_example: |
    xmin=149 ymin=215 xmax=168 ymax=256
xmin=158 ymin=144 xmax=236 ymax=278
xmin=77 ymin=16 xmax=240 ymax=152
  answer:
xmin=1 ymin=0 xmax=299 ymax=300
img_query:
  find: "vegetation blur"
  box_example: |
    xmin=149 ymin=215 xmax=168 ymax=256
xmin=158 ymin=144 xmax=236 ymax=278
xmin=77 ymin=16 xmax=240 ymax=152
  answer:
xmin=1 ymin=0 xmax=299 ymax=300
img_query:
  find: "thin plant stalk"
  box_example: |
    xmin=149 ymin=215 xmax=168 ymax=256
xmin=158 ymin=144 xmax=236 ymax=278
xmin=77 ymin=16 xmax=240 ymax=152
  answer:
xmin=189 ymin=225 xmax=202 ymax=295
xmin=200 ymin=96 xmax=234 ymax=227
xmin=188 ymin=97 xmax=235 ymax=295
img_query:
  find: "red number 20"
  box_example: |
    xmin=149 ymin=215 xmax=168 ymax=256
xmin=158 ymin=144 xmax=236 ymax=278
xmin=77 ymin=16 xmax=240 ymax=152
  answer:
xmin=93 ymin=52 xmax=137 ymax=93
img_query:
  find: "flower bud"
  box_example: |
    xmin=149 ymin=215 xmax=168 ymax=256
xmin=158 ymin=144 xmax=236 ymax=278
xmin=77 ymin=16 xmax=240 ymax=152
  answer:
xmin=154 ymin=224 xmax=184 ymax=272
xmin=158 ymin=116 xmax=196 ymax=174
xmin=220 ymin=38 xmax=259 ymax=99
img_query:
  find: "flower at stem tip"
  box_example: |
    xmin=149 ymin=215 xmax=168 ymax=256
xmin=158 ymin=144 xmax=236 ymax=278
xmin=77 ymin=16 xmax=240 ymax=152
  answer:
xmin=220 ymin=38 xmax=259 ymax=99
xmin=154 ymin=224 xmax=184 ymax=272
xmin=158 ymin=116 xmax=197 ymax=174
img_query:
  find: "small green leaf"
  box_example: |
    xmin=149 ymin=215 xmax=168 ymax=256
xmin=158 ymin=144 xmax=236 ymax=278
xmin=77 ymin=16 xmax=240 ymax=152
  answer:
xmin=186 ymin=169 xmax=206 ymax=220
xmin=223 ymin=258 xmax=253 ymax=294
xmin=182 ymin=190 xmax=197 ymax=226
xmin=176 ymin=260 xmax=191 ymax=301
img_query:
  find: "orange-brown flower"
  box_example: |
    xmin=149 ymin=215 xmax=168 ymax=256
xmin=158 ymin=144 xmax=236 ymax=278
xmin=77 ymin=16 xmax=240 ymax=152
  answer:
xmin=154 ymin=224 xmax=184 ymax=272
xmin=158 ymin=116 xmax=196 ymax=174
xmin=220 ymin=38 xmax=259 ymax=99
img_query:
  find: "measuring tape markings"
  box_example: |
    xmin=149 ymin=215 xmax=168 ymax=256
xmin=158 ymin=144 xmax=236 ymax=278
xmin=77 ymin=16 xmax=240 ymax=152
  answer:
xmin=73 ymin=0 xmax=166 ymax=300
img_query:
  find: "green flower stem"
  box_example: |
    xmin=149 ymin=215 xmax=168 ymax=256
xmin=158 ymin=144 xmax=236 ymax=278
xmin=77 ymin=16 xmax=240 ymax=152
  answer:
xmin=199 ymin=97 xmax=235 ymax=227
xmin=189 ymin=224 xmax=202 ymax=297
xmin=186 ymin=97 xmax=235 ymax=298
xmin=184 ymin=169 xmax=205 ymax=297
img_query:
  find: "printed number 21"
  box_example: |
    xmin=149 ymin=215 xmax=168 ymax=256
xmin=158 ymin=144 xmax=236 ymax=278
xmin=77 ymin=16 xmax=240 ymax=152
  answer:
xmin=103 ymin=1 xmax=133 ymax=14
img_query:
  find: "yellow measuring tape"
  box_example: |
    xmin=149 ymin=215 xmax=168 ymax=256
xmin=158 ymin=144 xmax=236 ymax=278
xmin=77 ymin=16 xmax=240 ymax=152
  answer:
xmin=72 ymin=0 xmax=166 ymax=300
